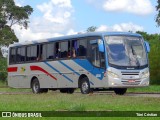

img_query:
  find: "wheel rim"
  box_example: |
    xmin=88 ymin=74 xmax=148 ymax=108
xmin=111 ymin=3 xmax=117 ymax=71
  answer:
xmin=33 ymin=82 xmax=39 ymax=93
xmin=82 ymin=82 xmax=88 ymax=93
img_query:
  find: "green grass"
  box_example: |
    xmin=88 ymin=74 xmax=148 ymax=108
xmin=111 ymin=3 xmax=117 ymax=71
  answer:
xmin=0 ymin=92 xmax=160 ymax=111
xmin=0 ymin=80 xmax=160 ymax=119
xmin=0 ymin=88 xmax=160 ymax=120
xmin=128 ymin=86 xmax=160 ymax=93
xmin=0 ymin=92 xmax=160 ymax=120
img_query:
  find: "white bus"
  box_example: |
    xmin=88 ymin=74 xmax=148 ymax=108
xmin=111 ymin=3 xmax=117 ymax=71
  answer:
xmin=8 ymin=32 xmax=150 ymax=95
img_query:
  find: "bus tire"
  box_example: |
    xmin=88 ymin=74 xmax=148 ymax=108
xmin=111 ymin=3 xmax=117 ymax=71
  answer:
xmin=80 ymin=77 xmax=90 ymax=94
xmin=31 ymin=78 xmax=42 ymax=94
xmin=67 ymin=88 xmax=74 ymax=94
xmin=114 ymin=88 xmax=127 ymax=95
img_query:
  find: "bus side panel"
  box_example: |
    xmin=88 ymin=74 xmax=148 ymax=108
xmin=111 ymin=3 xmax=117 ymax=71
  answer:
xmin=73 ymin=59 xmax=107 ymax=88
xmin=60 ymin=60 xmax=81 ymax=88
xmin=29 ymin=63 xmax=58 ymax=88
xmin=45 ymin=61 xmax=74 ymax=88
xmin=8 ymin=64 xmax=30 ymax=88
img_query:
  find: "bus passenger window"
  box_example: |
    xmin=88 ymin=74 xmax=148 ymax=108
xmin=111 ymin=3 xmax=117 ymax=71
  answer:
xmin=46 ymin=43 xmax=55 ymax=60
xmin=41 ymin=44 xmax=47 ymax=60
xmin=10 ymin=48 xmax=16 ymax=64
xmin=16 ymin=48 xmax=21 ymax=63
xmin=77 ymin=39 xmax=87 ymax=57
xmin=31 ymin=46 xmax=37 ymax=61
xmin=20 ymin=47 xmax=25 ymax=62
xmin=26 ymin=46 xmax=31 ymax=61
xmin=60 ymin=41 xmax=69 ymax=58
xmin=72 ymin=47 xmax=76 ymax=58
xmin=55 ymin=42 xmax=60 ymax=58
xmin=71 ymin=40 xmax=78 ymax=58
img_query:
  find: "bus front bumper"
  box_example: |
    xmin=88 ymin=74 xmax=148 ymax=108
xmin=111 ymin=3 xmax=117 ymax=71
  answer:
xmin=107 ymin=76 xmax=149 ymax=88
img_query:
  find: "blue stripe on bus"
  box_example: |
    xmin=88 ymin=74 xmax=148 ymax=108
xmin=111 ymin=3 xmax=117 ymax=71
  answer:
xmin=59 ymin=61 xmax=80 ymax=76
xmin=59 ymin=61 xmax=94 ymax=86
xmin=44 ymin=62 xmax=73 ymax=83
xmin=73 ymin=59 xmax=104 ymax=80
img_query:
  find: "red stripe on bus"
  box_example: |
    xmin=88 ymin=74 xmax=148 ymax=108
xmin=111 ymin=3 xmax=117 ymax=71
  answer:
xmin=30 ymin=66 xmax=57 ymax=80
xmin=8 ymin=67 xmax=18 ymax=72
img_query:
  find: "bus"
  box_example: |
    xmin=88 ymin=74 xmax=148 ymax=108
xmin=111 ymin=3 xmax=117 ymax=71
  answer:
xmin=8 ymin=32 xmax=150 ymax=95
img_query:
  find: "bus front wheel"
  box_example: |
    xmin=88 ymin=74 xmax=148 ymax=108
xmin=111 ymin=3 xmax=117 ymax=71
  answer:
xmin=114 ymin=88 xmax=127 ymax=95
xmin=31 ymin=78 xmax=42 ymax=94
xmin=80 ymin=77 xmax=90 ymax=94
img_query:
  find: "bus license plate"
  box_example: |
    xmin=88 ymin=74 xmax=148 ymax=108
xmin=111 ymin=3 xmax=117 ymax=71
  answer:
xmin=128 ymin=80 xmax=135 ymax=83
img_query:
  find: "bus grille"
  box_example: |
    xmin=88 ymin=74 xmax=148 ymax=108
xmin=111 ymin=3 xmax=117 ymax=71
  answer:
xmin=121 ymin=71 xmax=140 ymax=85
xmin=121 ymin=71 xmax=139 ymax=75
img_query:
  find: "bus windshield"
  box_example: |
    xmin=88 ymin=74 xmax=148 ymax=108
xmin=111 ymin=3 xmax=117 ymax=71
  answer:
xmin=105 ymin=36 xmax=148 ymax=69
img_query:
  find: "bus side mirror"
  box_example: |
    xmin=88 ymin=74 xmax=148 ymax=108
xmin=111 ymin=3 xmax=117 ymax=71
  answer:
xmin=145 ymin=41 xmax=150 ymax=53
xmin=98 ymin=39 xmax=104 ymax=52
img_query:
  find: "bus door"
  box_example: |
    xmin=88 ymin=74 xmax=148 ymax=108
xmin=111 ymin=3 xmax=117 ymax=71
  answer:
xmin=89 ymin=39 xmax=106 ymax=87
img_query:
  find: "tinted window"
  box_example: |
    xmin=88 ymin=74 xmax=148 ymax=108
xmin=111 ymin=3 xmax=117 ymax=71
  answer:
xmin=77 ymin=38 xmax=87 ymax=56
xmin=26 ymin=45 xmax=37 ymax=61
xmin=60 ymin=41 xmax=69 ymax=58
xmin=9 ymin=48 xmax=16 ymax=64
xmin=17 ymin=48 xmax=21 ymax=63
xmin=31 ymin=46 xmax=37 ymax=61
xmin=26 ymin=46 xmax=31 ymax=61
xmin=42 ymin=44 xmax=47 ymax=60
xmin=16 ymin=47 xmax=25 ymax=63
xmin=71 ymin=40 xmax=77 ymax=58
xmin=46 ymin=43 xmax=55 ymax=59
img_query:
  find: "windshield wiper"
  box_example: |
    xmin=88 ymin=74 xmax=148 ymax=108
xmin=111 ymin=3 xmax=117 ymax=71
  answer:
xmin=130 ymin=45 xmax=140 ymax=67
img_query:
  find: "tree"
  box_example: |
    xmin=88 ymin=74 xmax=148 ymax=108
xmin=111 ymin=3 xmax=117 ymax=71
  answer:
xmin=87 ymin=26 xmax=97 ymax=32
xmin=136 ymin=31 xmax=149 ymax=40
xmin=156 ymin=0 xmax=160 ymax=26
xmin=0 ymin=0 xmax=33 ymax=57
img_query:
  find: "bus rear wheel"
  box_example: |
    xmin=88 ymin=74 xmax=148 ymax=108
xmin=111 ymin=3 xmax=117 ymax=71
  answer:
xmin=114 ymin=88 xmax=127 ymax=95
xmin=31 ymin=78 xmax=42 ymax=94
xmin=80 ymin=77 xmax=90 ymax=94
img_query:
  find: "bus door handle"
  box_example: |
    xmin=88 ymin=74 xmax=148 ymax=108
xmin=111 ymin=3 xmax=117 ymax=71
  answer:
xmin=79 ymin=69 xmax=84 ymax=72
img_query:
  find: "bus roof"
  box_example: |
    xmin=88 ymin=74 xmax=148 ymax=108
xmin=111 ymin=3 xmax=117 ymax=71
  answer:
xmin=9 ymin=31 xmax=142 ymax=47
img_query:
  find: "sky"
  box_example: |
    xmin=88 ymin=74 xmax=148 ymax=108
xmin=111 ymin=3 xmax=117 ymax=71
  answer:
xmin=13 ymin=0 xmax=160 ymax=43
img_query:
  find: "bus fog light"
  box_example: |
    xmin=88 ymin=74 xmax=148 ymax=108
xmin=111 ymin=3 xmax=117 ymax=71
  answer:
xmin=142 ymin=71 xmax=150 ymax=79
xmin=107 ymin=71 xmax=119 ymax=79
xmin=143 ymin=81 xmax=149 ymax=85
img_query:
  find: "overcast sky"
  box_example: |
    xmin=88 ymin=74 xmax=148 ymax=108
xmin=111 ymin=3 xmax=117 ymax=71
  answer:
xmin=13 ymin=0 xmax=159 ymax=42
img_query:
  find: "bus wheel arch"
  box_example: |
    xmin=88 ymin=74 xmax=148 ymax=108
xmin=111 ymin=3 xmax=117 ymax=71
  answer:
xmin=30 ymin=76 xmax=38 ymax=88
xmin=78 ymin=74 xmax=91 ymax=94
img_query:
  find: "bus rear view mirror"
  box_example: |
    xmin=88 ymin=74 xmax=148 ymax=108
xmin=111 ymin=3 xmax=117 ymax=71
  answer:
xmin=145 ymin=41 xmax=150 ymax=53
xmin=98 ymin=39 xmax=104 ymax=52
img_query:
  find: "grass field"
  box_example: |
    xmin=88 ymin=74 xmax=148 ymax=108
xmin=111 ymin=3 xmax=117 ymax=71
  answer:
xmin=0 ymin=80 xmax=160 ymax=120
xmin=0 ymin=91 xmax=160 ymax=120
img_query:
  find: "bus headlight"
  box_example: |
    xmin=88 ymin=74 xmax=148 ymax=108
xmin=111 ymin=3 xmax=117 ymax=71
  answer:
xmin=107 ymin=71 xmax=119 ymax=79
xmin=141 ymin=71 xmax=150 ymax=79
